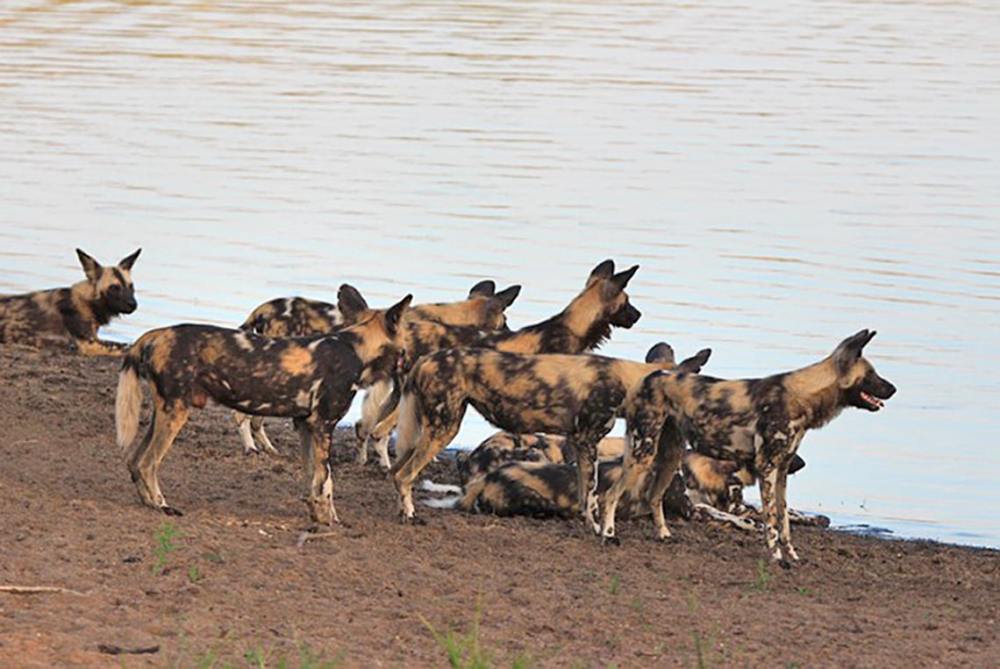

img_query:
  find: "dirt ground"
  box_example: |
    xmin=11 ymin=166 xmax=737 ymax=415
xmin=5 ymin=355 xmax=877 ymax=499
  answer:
xmin=0 ymin=345 xmax=997 ymax=668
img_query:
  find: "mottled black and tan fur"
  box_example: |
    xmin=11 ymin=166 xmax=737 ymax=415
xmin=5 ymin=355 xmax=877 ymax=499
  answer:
xmin=456 ymin=450 xmax=808 ymax=532
xmin=391 ymin=341 xmax=711 ymax=529
xmin=0 ymin=248 xmax=141 ymax=355
xmin=354 ymin=281 xmax=522 ymax=467
xmin=236 ymin=281 xmax=520 ymax=456
xmin=360 ymin=260 xmax=644 ymax=470
xmin=115 ymin=294 xmax=413 ymax=526
xmin=603 ymin=330 xmax=896 ymax=566
xmin=456 ymin=432 xmax=625 ymax=486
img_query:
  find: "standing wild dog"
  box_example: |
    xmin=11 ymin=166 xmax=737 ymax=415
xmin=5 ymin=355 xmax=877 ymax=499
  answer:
xmin=602 ymin=330 xmax=896 ymax=565
xmin=115 ymin=295 xmax=413 ymax=525
xmin=0 ymin=248 xmax=141 ymax=355
xmin=236 ymin=280 xmax=520 ymax=456
xmin=241 ymin=280 xmax=516 ymax=338
xmin=357 ymin=259 xmax=643 ymax=469
xmin=353 ymin=281 xmax=522 ymax=466
xmin=391 ymin=341 xmax=712 ymax=529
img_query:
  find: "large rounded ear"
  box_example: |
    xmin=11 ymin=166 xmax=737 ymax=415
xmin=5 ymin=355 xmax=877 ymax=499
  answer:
xmin=118 ymin=248 xmax=142 ymax=271
xmin=337 ymin=284 xmax=369 ymax=320
xmin=644 ymin=342 xmax=675 ymax=365
xmin=76 ymin=249 xmax=102 ymax=282
xmin=468 ymin=280 xmax=496 ymax=298
xmin=611 ymin=265 xmax=639 ymax=291
xmin=601 ymin=264 xmax=639 ymax=299
xmin=586 ymin=259 xmax=615 ymax=286
xmin=677 ymin=348 xmax=712 ymax=374
xmin=384 ymin=294 xmax=413 ymax=336
xmin=494 ymin=285 xmax=521 ymax=310
xmin=832 ymin=329 xmax=876 ymax=370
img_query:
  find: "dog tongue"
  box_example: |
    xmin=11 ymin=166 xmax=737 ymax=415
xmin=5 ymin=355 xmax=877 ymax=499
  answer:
xmin=861 ymin=392 xmax=884 ymax=409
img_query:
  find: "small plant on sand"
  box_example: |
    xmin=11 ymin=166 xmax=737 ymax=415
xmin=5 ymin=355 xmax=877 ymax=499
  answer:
xmin=151 ymin=521 xmax=180 ymax=575
xmin=421 ymin=607 xmax=495 ymax=669
xmin=608 ymin=574 xmax=622 ymax=596
xmin=188 ymin=565 xmax=203 ymax=584
xmin=750 ymin=559 xmax=771 ymax=592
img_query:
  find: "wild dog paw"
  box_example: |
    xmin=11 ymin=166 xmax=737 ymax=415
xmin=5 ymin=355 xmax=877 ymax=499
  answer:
xmin=602 ymin=535 xmax=621 ymax=547
xmin=161 ymin=506 xmax=184 ymax=517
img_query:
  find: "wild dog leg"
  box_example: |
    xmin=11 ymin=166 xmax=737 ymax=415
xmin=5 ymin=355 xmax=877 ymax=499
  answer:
xmin=391 ymin=408 xmax=466 ymax=524
xmin=645 ymin=421 xmax=685 ymax=541
xmin=128 ymin=398 xmax=189 ymax=515
xmin=76 ymin=338 xmax=128 ymax=357
xmin=356 ymin=380 xmax=394 ymax=467
xmin=600 ymin=440 xmax=648 ymax=545
xmin=301 ymin=420 xmax=338 ymax=526
xmin=757 ymin=460 xmax=785 ymax=565
xmin=234 ymin=411 xmax=258 ymax=454
xmin=775 ymin=462 xmax=799 ymax=562
xmin=249 ymin=416 xmax=278 ymax=455
xmin=368 ymin=405 xmax=397 ymax=470
xmin=126 ymin=413 xmax=158 ymax=509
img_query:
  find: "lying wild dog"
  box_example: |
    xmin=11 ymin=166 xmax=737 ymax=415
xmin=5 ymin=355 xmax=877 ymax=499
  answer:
xmin=454 ymin=451 xmax=814 ymax=533
xmin=115 ymin=295 xmax=412 ymax=525
xmin=391 ymin=341 xmax=711 ymax=528
xmin=602 ymin=329 xmax=896 ymax=566
xmin=235 ymin=281 xmax=520 ymax=456
xmin=358 ymin=259 xmax=644 ymax=470
xmin=0 ymin=248 xmax=141 ymax=355
xmin=457 ymin=433 xmax=627 ymax=486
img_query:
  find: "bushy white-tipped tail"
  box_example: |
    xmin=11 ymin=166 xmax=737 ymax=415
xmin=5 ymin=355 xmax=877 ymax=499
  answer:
xmin=115 ymin=365 xmax=142 ymax=450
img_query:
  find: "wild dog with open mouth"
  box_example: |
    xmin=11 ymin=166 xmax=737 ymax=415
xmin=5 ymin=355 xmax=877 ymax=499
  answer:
xmin=114 ymin=295 xmax=412 ymax=525
xmin=236 ymin=281 xmax=520 ymax=455
xmin=602 ymin=329 xmax=896 ymax=566
xmin=391 ymin=341 xmax=711 ymax=529
xmin=0 ymin=248 xmax=141 ymax=355
xmin=358 ymin=259 xmax=643 ymax=470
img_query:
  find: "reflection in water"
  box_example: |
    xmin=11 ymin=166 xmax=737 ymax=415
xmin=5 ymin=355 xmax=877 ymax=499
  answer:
xmin=1 ymin=1 xmax=998 ymax=547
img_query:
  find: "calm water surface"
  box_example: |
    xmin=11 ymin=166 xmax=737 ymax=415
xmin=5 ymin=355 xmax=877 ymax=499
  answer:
xmin=1 ymin=1 xmax=998 ymax=547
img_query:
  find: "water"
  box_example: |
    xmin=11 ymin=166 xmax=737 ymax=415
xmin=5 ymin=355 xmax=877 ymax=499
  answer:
xmin=1 ymin=0 xmax=997 ymax=548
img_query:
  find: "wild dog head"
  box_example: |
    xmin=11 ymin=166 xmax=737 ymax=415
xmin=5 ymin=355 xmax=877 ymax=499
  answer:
xmin=342 ymin=294 xmax=413 ymax=387
xmin=544 ymin=259 xmax=640 ymax=352
xmin=463 ymin=281 xmax=522 ymax=331
xmin=76 ymin=248 xmax=141 ymax=317
xmin=583 ymin=259 xmax=641 ymax=329
xmin=831 ymin=329 xmax=896 ymax=412
xmin=644 ymin=342 xmax=712 ymax=374
xmin=411 ymin=280 xmax=522 ymax=331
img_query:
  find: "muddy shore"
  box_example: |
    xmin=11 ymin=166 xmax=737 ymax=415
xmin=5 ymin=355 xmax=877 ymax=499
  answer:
xmin=0 ymin=345 xmax=996 ymax=667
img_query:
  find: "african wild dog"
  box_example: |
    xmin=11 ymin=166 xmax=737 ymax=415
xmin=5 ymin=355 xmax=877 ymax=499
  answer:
xmin=358 ymin=260 xmax=644 ymax=470
xmin=235 ymin=281 xmax=520 ymax=455
xmin=601 ymin=329 xmax=896 ymax=566
xmin=353 ymin=282 xmax=522 ymax=466
xmin=391 ymin=341 xmax=712 ymax=528
xmin=456 ymin=432 xmax=626 ymax=486
xmin=115 ymin=295 xmax=413 ymax=525
xmin=0 ymin=248 xmax=141 ymax=355
xmin=241 ymin=280 xmax=516 ymax=338
xmin=455 ymin=450 xmax=811 ymax=532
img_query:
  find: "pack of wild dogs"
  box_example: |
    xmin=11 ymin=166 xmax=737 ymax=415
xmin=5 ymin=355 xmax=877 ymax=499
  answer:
xmin=1 ymin=249 xmax=897 ymax=567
